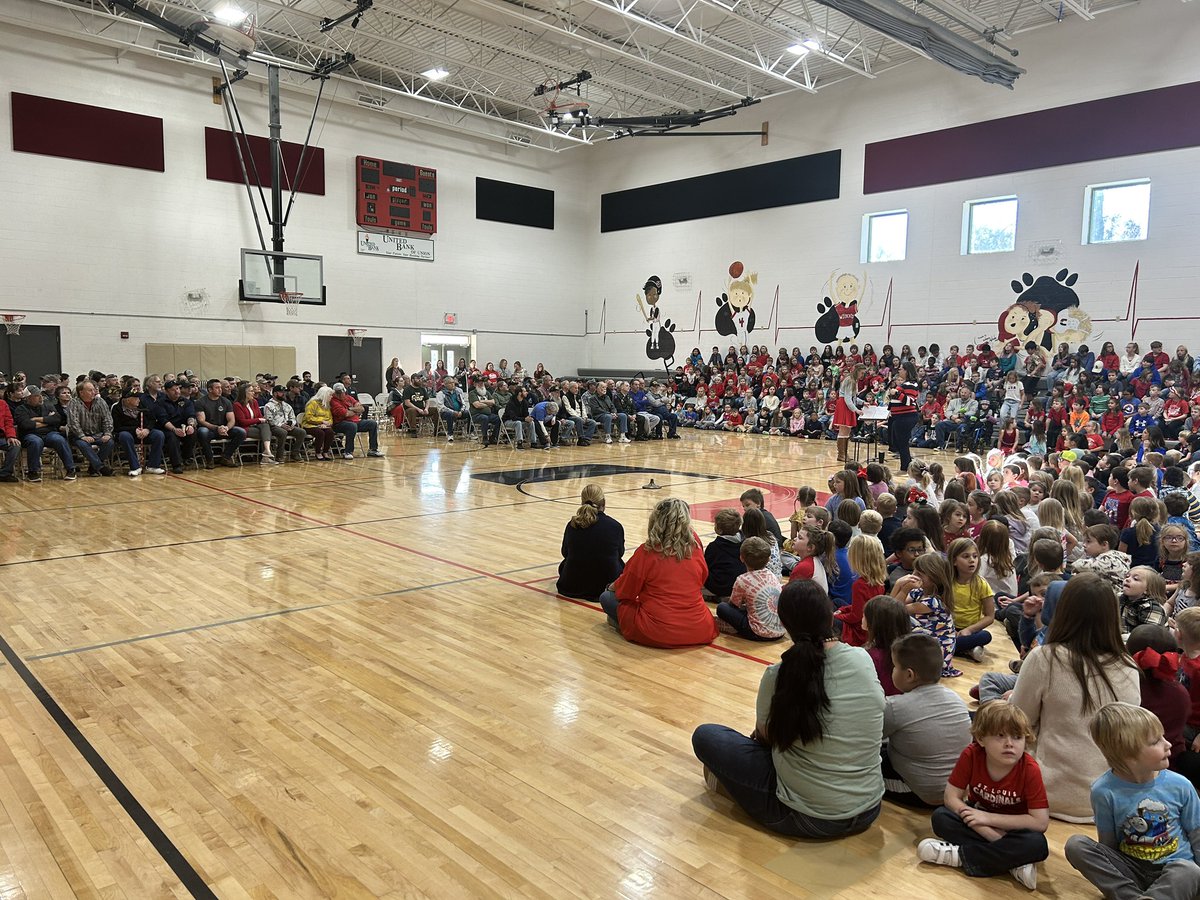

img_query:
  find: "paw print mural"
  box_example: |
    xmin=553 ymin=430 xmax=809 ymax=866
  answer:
xmin=813 ymin=272 xmax=865 ymax=344
xmin=998 ymin=268 xmax=1088 ymax=351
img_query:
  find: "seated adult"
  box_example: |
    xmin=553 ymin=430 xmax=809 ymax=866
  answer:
xmin=1010 ymin=572 xmax=1140 ymax=822
xmin=438 ymin=377 xmax=467 ymax=442
xmin=557 ymin=485 xmax=625 ymax=601
xmin=15 ymin=385 xmax=77 ymax=481
xmin=400 ymin=372 xmax=435 ymax=435
xmin=159 ymin=379 xmax=198 ymax=474
xmin=692 ymin=580 xmax=884 ymax=837
xmin=502 ymin=384 xmax=535 ymax=449
xmin=301 ymin=386 xmax=337 ymax=461
xmin=0 ymin=391 xmax=20 ymax=482
xmin=330 ymin=383 xmax=384 ymax=458
xmin=233 ymin=383 xmax=279 ymax=464
xmin=587 ymin=381 xmax=629 ymax=444
xmin=598 ymin=497 xmax=717 ymax=648
xmin=468 ymin=377 xmax=502 ymax=446
xmin=559 ymin=382 xmax=597 ymax=446
xmin=195 ymin=378 xmax=245 ymax=468
xmin=111 ymin=390 xmax=166 ymax=476
xmin=263 ymin=384 xmax=308 ymax=462
xmin=66 ymin=379 xmax=115 ymax=475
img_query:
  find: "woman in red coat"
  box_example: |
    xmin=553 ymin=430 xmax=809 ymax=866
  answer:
xmin=599 ymin=498 xmax=717 ymax=649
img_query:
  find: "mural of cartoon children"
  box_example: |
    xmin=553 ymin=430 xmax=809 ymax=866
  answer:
xmin=715 ymin=261 xmax=756 ymax=346
xmin=814 ymin=272 xmax=865 ymax=345
xmin=636 ymin=275 xmax=675 ymax=368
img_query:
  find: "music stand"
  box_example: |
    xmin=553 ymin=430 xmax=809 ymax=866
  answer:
xmin=858 ymin=405 xmax=891 ymax=464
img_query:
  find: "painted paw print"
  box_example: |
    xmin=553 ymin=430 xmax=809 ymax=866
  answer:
xmin=1010 ymin=268 xmax=1079 ymax=295
xmin=814 ymin=297 xmax=841 ymax=344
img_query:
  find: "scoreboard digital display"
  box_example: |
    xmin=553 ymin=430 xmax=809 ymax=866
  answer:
xmin=356 ymin=156 xmax=437 ymax=235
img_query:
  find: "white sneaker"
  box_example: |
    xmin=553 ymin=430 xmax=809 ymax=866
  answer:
xmin=605 ymin=435 xmax=613 ymax=444
xmin=367 ymin=449 xmax=384 ymax=457
xmin=447 ymin=435 xmax=454 ymax=443
xmin=917 ymin=839 xmax=962 ymax=868
xmin=146 ymin=467 xmax=166 ymax=475
xmin=1010 ymin=864 xmax=1037 ymax=890
xmin=342 ymin=453 xmax=355 ymax=460
xmin=619 ymin=435 xmax=631 ymax=444
xmin=128 ymin=468 xmax=142 ymax=477
xmin=969 ymin=646 xmax=987 ymax=663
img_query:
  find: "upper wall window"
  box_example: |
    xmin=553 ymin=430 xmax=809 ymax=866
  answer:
xmin=862 ymin=210 xmax=908 ymax=263
xmin=963 ymin=196 xmax=1017 ymax=254
xmin=1084 ymin=179 xmax=1150 ymax=244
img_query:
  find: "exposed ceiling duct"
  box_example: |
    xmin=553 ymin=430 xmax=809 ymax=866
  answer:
xmin=809 ymin=0 xmax=1026 ymax=88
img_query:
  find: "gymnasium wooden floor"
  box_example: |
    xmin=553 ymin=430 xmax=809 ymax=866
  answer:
xmin=0 ymin=428 xmax=1094 ymax=899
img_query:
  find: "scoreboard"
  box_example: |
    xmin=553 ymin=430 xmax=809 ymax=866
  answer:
xmin=355 ymin=156 xmax=437 ymax=235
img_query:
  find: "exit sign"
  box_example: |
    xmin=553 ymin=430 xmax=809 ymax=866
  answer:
xmin=443 ymin=312 xmax=457 ymax=325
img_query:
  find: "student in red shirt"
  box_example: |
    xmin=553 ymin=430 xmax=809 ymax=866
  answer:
xmin=918 ymin=701 xmax=1050 ymax=889
xmin=599 ymin=498 xmax=717 ymax=649
xmin=1100 ymin=398 xmax=1125 ymax=436
xmin=1163 ymin=386 xmax=1190 ymax=440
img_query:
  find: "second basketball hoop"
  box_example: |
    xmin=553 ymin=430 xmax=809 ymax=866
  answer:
xmin=348 ymin=328 xmax=368 ymax=347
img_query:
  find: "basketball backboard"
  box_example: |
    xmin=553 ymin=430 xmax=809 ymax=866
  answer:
xmin=239 ymin=249 xmax=326 ymax=305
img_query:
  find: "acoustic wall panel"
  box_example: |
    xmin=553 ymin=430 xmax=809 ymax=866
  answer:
xmin=863 ymin=80 xmax=1200 ymax=194
xmin=204 ymin=126 xmax=325 ymax=194
xmin=476 ymin=177 xmax=554 ymax=229
xmin=11 ymin=92 xmax=165 ymax=171
xmin=600 ymin=150 xmax=841 ymax=232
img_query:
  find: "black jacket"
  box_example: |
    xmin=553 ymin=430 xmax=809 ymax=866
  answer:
xmin=703 ymin=535 xmax=746 ymax=598
xmin=556 ymin=512 xmax=625 ymax=601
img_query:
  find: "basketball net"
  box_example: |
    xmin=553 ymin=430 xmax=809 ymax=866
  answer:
xmin=279 ymin=291 xmax=303 ymax=317
xmin=348 ymin=328 xmax=366 ymax=347
xmin=3 ymin=314 xmax=24 ymax=336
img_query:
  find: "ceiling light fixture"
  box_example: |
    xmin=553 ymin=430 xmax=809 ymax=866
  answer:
xmin=786 ymin=44 xmax=809 ymax=56
xmin=213 ymin=4 xmax=248 ymax=25
xmin=421 ymin=67 xmax=449 ymax=80
xmin=802 ymin=38 xmax=821 ymax=51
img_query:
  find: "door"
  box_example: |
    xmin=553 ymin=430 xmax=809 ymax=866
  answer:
xmin=0 ymin=324 xmax=62 ymax=379
xmin=317 ymin=335 xmax=383 ymax=398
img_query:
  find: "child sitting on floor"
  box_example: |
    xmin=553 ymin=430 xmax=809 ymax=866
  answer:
xmin=882 ymin=633 xmax=971 ymax=807
xmin=836 ymin=534 xmax=887 ymax=647
xmin=1066 ymin=703 xmax=1200 ymax=900
xmin=864 ymin=594 xmax=912 ymax=697
xmin=919 ymin=701 xmax=1050 ymax=891
xmin=893 ymin=552 xmax=961 ymax=678
xmin=785 ymin=485 xmax=818 ymax=552
xmin=715 ymin=537 xmax=783 ymax=641
xmin=1071 ymin=523 xmax=1131 ymax=595
xmin=948 ymin=537 xmax=995 ymax=663
xmin=1120 ymin=566 xmax=1170 ymax=633
xmin=702 ymin=508 xmax=744 ymax=601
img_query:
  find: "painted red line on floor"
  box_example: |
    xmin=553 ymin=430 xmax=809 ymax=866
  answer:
xmin=174 ymin=474 xmax=772 ymax=667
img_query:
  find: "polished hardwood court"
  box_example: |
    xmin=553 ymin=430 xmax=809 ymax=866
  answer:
xmin=0 ymin=430 xmax=1092 ymax=898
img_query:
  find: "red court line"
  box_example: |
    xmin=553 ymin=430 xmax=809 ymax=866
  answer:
xmin=521 ymin=575 xmax=560 ymax=585
xmin=173 ymin=475 xmax=772 ymax=667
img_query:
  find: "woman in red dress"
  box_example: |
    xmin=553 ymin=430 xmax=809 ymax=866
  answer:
xmin=599 ymin=498 xmax=717 ymax=649
xmin=833 ymin=363 xmax=866 ymax=462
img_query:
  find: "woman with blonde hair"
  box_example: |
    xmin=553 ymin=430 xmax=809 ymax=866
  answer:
xmin=557 ymin=485 xmax=625 ymax=602
xmin=301 ymin=384 xmax=337 ymax=461
xmin=599 ymin=498 xmax=717 ymax=648
xmin=833 ymin=363 xmax=866 ymax=462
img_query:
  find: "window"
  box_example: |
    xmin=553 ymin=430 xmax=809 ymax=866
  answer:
xmin=963 ymin=196 xmax=1017 ymax=254
xmin=1084 ymin=179 xmax=1150 ymax=244
xmin=861 ymin=210 xmax=908 ymax=263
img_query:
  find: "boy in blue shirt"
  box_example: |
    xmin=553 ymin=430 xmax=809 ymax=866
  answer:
xmin=1129 ymin=403 xmax=1155 ymax=438
xmin=1066 ymin=703 xmax=1200 ymax=899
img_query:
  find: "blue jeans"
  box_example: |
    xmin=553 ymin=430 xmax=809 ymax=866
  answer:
xmin=599 ymin=589 xmax=619 ymax=628
xmin=0 ymin=440 xmax=19 ymax=476
xmin=567 ymin=417 xmax=597 ymax=441
xmin=954 ymin=629 xmax=992 ymax=657
xmin=716 ymin=602 xmax=781 ymax=641
xmin=353 ymin=418 xmax=379 ymax=451
xmin=117 ymin=430 xmax=164 ymax=469
xmin=74 ymin=436 xmax=114 ymax=470
xmin=23 ymin=432 xmax=74 ymax=474
xmin=440 ymin=409 xmax=466 ymax=434
xmin=595 ymin=412 xmax=628 ymax=437
xmin=691 ymin=724 xmax=882 ymax=837
xmin=473 ymin=414 xmax=501 ymax=444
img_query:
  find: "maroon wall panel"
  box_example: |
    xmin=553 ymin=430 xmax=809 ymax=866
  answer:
xmin=864 ymin=80 xmax=1200 ymax=194
xmin=11 ymin=92 xmax=164 ymax=171
xmin=204 ymin=126 xmax=325 ymax=195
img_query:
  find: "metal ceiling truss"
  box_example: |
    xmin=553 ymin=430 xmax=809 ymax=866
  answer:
xmin=13 ymin=0 xmax=1140 ymax=149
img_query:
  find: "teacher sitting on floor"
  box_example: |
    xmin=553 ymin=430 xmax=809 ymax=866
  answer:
xmin=557 ymin=485 xmax=625 ymax=602
xmin=599 ymin=497 xmax=717 ymax=649
xmin=691 ymin=580 xmax=885 ymax=837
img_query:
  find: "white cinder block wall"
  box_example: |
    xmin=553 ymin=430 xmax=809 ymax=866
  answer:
xmin=580 ymin=1 xmax=1200 ymax=369
xmin=1 ymin=1 xmax=1199 ymax=378
xmin=0 ymin=7 xmax=590 ymax=378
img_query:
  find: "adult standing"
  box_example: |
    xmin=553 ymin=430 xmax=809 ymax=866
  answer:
xmin=887 ymin=361 xmax=920 ymax=472
xmin=598 ymin=498 xmax=717 ymax=648
xmin=385 ymin=357 xmax=402 ymax=389
xmin=1010 ymin=573 xmax=1140 ymax=822
xmin=557 ymin=485 xmax=625 ymax=601
xmin=692 ymin=580 xmax=885 ymax=836
xmin=834 ymin=363 xmax=865 ymax=462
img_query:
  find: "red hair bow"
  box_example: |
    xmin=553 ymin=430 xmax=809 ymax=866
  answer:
xmin=907 ymin=487 xmax=928 ymax=506
xmin=857 ymin=466 xmax=869 ymax=480
xmin=1133 ymin=647 xmax=1180 ymax=683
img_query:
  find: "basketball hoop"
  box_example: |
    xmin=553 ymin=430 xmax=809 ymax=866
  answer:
xmin=2 ymin=314 xmax=25 ymax=336
xmin=279 ymin=291 xmax=303 ymax=317
xmin=348 ymin=328 xmax=367 ymax=347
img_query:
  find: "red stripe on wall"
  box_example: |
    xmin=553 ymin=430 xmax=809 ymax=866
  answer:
xmin=11 ymin=92 xmax=164 ymax=172
xmin=203 ymin=126 xmax=325 ymax=195
xmin=864 ymin=80 xmax=1200 ymax=194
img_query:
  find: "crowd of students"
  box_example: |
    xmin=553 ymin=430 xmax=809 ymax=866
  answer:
xmin=556 ymin=405 xmax=1200 ymax=894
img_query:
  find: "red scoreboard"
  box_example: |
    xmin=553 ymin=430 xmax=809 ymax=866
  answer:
xmin=356 ymin=156 xmax=437 ymax=235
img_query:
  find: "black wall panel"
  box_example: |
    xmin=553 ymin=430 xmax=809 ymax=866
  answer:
xmin=600 ymin=150 xmax=841 ymax=232
xmin=476 ymin=177 xmax=555 ymax=229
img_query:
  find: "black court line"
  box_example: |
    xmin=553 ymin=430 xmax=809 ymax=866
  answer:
xmin=0 ymin=630 xmax=217 ymax=898
xmin=27 ymin=575 xmax=486 ymax=660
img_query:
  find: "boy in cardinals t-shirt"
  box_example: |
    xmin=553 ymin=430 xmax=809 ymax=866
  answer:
xmin=917 ymin=701 xmax=1050 ymax=891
